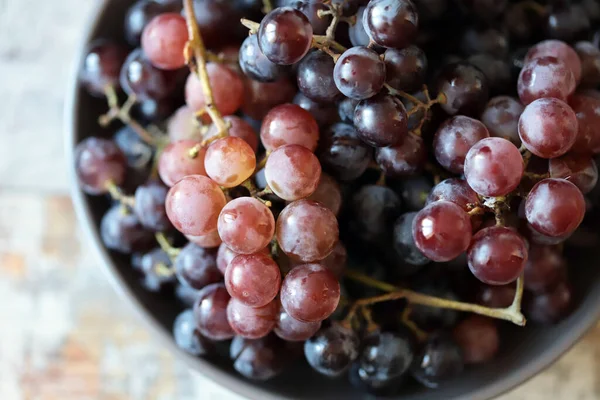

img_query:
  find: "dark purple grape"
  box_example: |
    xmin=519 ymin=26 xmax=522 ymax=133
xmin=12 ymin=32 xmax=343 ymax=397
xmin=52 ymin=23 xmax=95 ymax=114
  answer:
xmin=349 ymin=7 xmax=372 ymax=47
xmin=293 ymin=93 xmax=339 ymax=127
xmin=476 ymin=284 xmax=515 ymax=308
xmin=547 ymin=5 xmax=591 ymax=42
xmin=239 ymin=34 xmax=288 ymax=82
xmin=525 ymin=245 xmax=567 ymax=294
xmin=334 ymin=46 xmax=386 ymax=100
xmin=187 ymin=0 xmax=244 ymax=48
xmin=124 ymin=0 xmax=181 ymax=46
xmin=411 ymin=333 xmax=464 ymax=389
xmin=399 ymin=176 xmax=433 ymax=211
xmin=193 ymin=283 xmax=234 ymax=341
xmin=120 ymin=48 xmax=178 ymax=100
xmin=504 ymin=3 xmax=545 ymax=43
xmin=319 ymin=123 xmax=373 ymax=181
xmin=230 ymin=335 xmax=289 ymax=380
xmin=173 ymin=309 xmax=213 ymax=356
xmin=75 ymin=137 xmax=127 ymax=195
xmin=412 ymin=0 xmax=446 ymax=22
xmin=384 ymin=46 xmax=427 ymax=93
xmin=101 ymin=206 xmax=154 ymax=254
xmin=481 ymin=96 xmax=524 ymax=146
xmin=354 ymin=94 xmax=408 ymax=147
xmin=134 ymin=180 xmax=172 ymax=231
xmin=297 ymin=50 xmax=341 ymax=103
xmin=296 ymin=1 xmax=332 ymax=35
xmin=411 ymin=281 xmax=460 ymax=330
xmin=467 ymin=54 xmax=511 ymax=95
xmin=375 ymin=134 xmax=426 ymax=177
xmin=452 ymin=316 xmax=499 ymax=364
xmin=304 ymin=323 xmax=360 ymax=377
xmin=174 ymin=243 xmax=221 ymax=290
xmin=139 ymin=247 xmax=174 ymax=292
xmin=175 ymin=284 xmax=201 ymax=308
xmin=258 ymin=7 xmax=313 ymax=65
xmin=350 ymin=185 xmax=402 ymax=243
xmin=460 ymin=28 xmax=509 ymax=58
xmin=133 ymin=97 xmax=179 ymax=123
xmin=338 ymin=97 xmax=359 ymax=123
xmin=575 ymin=41 xmax=600 ymax=88
xmin=363 ymin=0 xmax=419 ymax=49
xmin=435 ymin=62 xmax=489 ymax=117
xmin=393 ymin=212 xmax=430 ymax=266
xmin=460 ymin=0 xmax=507 ymax=22
xmin=525 ymin=281 xmax=573 ymax=324
xmin=80 ymin=40 xmax=128 ymax=97
xmin=549 ymin=154 xmax=598 ymax=194
xmin=113 ymin=127 xmax=154 ymax=169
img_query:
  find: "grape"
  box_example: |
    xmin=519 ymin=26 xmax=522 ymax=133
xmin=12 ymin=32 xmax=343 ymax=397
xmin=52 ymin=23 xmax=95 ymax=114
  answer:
xmin=80 ymin=40 xmax=128 ymax=97
xmin=503 ymin=3 xmax=544 ymax=43
xmin=525 ymin=281 xmax=573 ymax=324
xmin=204 ymin=137 xmax=256 ymax=188
xmin=427 ymin=178 xmax=481 ymax=214
xmin=460 ymin=0 xmax=506 ymax=22
xmin=101 ymin=206 xmax=154 ymax=254
xmin=165 ymin=175 xmax=227 ymax=236
xmin=433 ymin=116 xmax=490 ymax=175
xmin=260 ymin=104 xmax=319 ymax=152
xmin=412 ymin=201 xmax=472 ymax=262
xmin=205 ymin=115 xmax=259 ymax=153
xmin=141 ymin=13 xmax=188 ymax=70
xmin=227 ymin=298 xmax=278 ymax=339
xmin=185 ymin=63 xmax=244 ymax=118
xmin=217 ymin=244 xmax=269 ymax=275
xmin=575 ymin=41 xmax=600 ymax=88
xmin=393 ymin=212 xmax=430 ymax=267
xmin=363 ymin=0 xmax=419 ymax=49
xmin=193 ymin=283 xmax=234 ymax=341
xmin=524 ymin=40 xmax=582 ymax=83
xmin=477 ymin=284 xmax=515 ymax=308
xmin=525 ymin=223 xmax=570 ymax=246
xmin=319 ymin=241 xmax=348 ymax=278
xmin=525 ymin=178 xmax=585 ymax=238
xmin=411 ymin=282 xmax=460 ymax=330
xmin=518 ymin=98 xmax=578 ymax=159
xmin=274 ymin=307 xmax=321 ymax=341
xmin=525 ymin=245 xmax=567 ymax=294
xmin=411 ymin=333 xmax=464 ymax=389
xmin=375 ymin=134 xmax=425 ymax=177
xmin=481 ymin=96 xmax=524 ymax=145
xmin=239 ymin=34 xmax=288 ymax=83
xmin=546 ymin=5 xmax=590 ymax=42
xmin=549 ymin=154 xmax=598 ymax=194
xmin=225 ymin=253 xmax=281 ymax=308
xmin=280 ymin=264 xmax=340 ymax=322
xmin=186 ymin=0 xmax=245 ymax=48
xmin=517 ymin=57 xmax=576 ymax=105
xmin=350 ymin=185 xmax=402 ymax=243
xmin=319 ymin=122 xmax=373 ymax=181
xmin=174 ymin=243 xmax=221 ymax=290
xmin=333 ymin=46 xmax=386 ymax=100
xmin=265 ymin=145 xmax=321 ymax=201
xmin=258 ymin=7 xmax=313 ymax=65
xmin=467 ymin=54 xmax=511 ymax=95
xmin=297 ymin=50 xmax=341 ymax=103
xmin=120 ymin=48 xmax=178 ymax=100
xmin=134 ymin=97 xmax=178 ymax=123
xmin=75 ymin=137 xmax=126 ymax=195
xmin=293 ymin=93 xmax=340 ymax=128
xmin=186 ymin=230 xmax=222 ymax=248
xmin=173 ymin=309 xmax=213 ymax=356
xmin=304 ymin=323 xmax=360 ymax=377
xmin=398 ymin=176 xmax=433 ymax=211
xmin=384 ymin=46 xmax=427 ymax=93
xmin=242 ymin=78 xmax=297 ymax=120
xmin=452 ymin=316 xmax=499 ymax=364
xmin=307 ymin=173 xmax=343 ymax=216
xmin=124 ymin=0 xmax=181 ymax=46
xmin=349 ymin=7 xmax=372 ymax=47
xmin=467 ymin=226 xmax=528 ymax=285
xmin=139 ymin=248 xmax=175 ymax=292
xmin=460 ymin=28 xmax=508 ymax=58
xmin=338 ymin=97 xmax=359 ymax=123
xmin=167 ymin=106 xmax=203 ymax=142
xmin=158 ymin=140 xmax=207 ymax=187
xmin=354 ymin=94 xmax=408 ymax=147
xmin=133 ymin=180 xmax=172 ymax=231
xmin=295 ymin=1 xmax=332 ymax=35
xmin=435 ymin=62 xmax=489 ymax=117
xmin=464 ymin=137 xmax=524 ymax=197
xmin=230 ymin=335 xmax=288 ymax=381
xmin=569 ymin=94 xmax=600 ymax=155
xmin=276 ymin=200 xmax=339 ymax=262
xmin=218 ymin=197 xmax=275 ymax=255
xmin=113 ymin=126 xmax=154 ymax=169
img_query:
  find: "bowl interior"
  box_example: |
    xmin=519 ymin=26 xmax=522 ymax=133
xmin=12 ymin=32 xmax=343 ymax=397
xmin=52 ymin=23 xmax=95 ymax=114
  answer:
xmin=67 ymin=1 xmax=600 ymax=399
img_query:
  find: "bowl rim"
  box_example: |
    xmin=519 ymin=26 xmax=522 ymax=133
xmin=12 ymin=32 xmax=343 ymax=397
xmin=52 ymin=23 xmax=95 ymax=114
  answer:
xmin=64 ymin=1 xmax=600 ymax=400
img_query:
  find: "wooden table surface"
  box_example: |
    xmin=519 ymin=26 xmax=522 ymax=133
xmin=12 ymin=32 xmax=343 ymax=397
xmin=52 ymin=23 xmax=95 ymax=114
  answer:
xmin=0 ymin=0 xmax=599 ymax=399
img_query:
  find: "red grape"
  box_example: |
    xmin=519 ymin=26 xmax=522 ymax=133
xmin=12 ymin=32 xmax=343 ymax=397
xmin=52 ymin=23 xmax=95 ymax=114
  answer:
xmin=75 ymin=137 xmax=126 ymax=195
xmin=525 ymin=281 xmax=572 ymax=324
xmin=476 ymin=284 xmax=516 ymax=308
xmin=452 ymin=316 xmax=499 ymax=364
xmin=354 ymin=94 xmax=408 ymax=147
xmin=141 ymin=13 xmax=188 ymax=70
xmin=412 ymin=201 xmax=472 ymax=262
xmin=334 ymin=46 xmax=386 ymax=100
xmin=517 ymin=56 xmax=576 ymax=105
xmin=80 ymin=40 xmax=128 ymax=97
xmin=124 ymin=0 xmax=182 ymax=46
xmin=175 ymin=243 xmax=221 ymax=290
xmin=375 ymin=134 xmax=426 ymax=177
xmin=258 ymin=7 xmax=313 ymax=65
xmin=158 ymin=140 xmax=207 ymax=187
xmin=218 ymin=197 xmax=275 ymax=255
xmin=185 ymin=63 xmax=244 ymax=118
xmin=524 ymin=40 xmax=582 ymax=83
xmin=265 ymin=145 xmax=321 ymax=201
xmin=167 ymin=106 xmax=203 ymax=142
xmin=575 ymin=41 xmax=600 ymax=88
xmin=307 ymin=173 xmax=343 ymax=216
xmin=467 ymin=226 xmax=528 ymax=285
xmin=204 ymin=137 xmax=256 ymax=188
xmin=426 ymin=178 xmax=482 ymax=228
xmin=216 ymin=245 xmax=269 ymax=275
xmin=165 ymin=175 xmax=227 ymax=236
xmin=193 ymin=283 xmax=234 ymax=341
xmin=525 ymin=178 xmax=585 ymax=238
xmin=225 ymin=253 xmax=281 ymax=308
xmin=297 ymin=50 xmax=341 ymax=103
xmin=569 ymin=93 xmax=600 ymax=155
xmin=435 ymin=62 xmax=489 ymax=117
xmin=480 ymin=96 xmax=524 ymax=145
xmin=276 ymin=200 xmax=339 ymax=263
xmin=227 ymin=298 xmax=278 ymax=339
xmin=242 ymin=78 xmax=297 ymax=120
xmin=280 ymin=264 xmax=340 ymax=322
xmin=384 ymin=46 xmax=427 ymax=93
xmin=319 ymin=241 xmax=348 ymax=278
xmin=363 ymin=0 xmax=419 ymax=49
xmin=464 ymin=137 xmax=524 ymax=197
xmin=186 ymin=230 xmax=222 ymax=248
xmin=274 ymin=306 xmax=321 ymax=341
xmin=434 ymin=116 xmax=490 ymax=174
xmin=205 ymin=116 xmax=259 ymax=153
xmin=524 ymin=245 xmax=567 ymax=294
xmin=549 ymin=154 xmax=598 ymax=194
xmin=518 ymin=98 xmax=578 ymax=159
xmin=260 ymin=104 xmax=319 ymax=152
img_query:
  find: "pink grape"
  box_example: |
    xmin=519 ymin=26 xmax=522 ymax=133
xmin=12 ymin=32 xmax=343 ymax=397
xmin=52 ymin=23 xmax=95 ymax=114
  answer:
xmin=141 ymin=13 xmax=188 ymax=70
xmin=549 ymin=154 xmax=598 ymax=194
xmin=412 ymin=201 xmax=472 ymax=262
xmin=427 ymin=178 xmax=483 ymax=229
xmin=525 ymin=178 xmax=585 ymax=238
xmin=225 ymin=253 xmax=281 ymax=308
xmin=307 ymin=173 xmax=343 ymax=216
xmin=375 ymin=133 xmax=426 ymax=177
xmin=517 ymin=56 xmax=576 ymax=105
xmin=218 ymin=197 xmax=275 ymax=255
xmin=193 ymin=283 xmax=234 ymax=341
xmin=464 ymin=137 xmax=524 ymax=197
xmin=205 ymin=116 xmax=259 ymax=153
xmin=433 ymin=116 xmax=490 ymax=174
xmin=524 ymin=40 xmax=582 ymax=83
xmin=227 ymin=298 xmax=278 ymax=339
xmin=185 ymin=63 xmax=244 ymax=119
xmin=260 ymin=104 xmax=319 ymax=152
xmin=276 ymin=200 xmax=339 ymax=263
xmin=274 ymin=306 xmax=321 ymax=341
xmin=167 ymin=106 xmax=203 ymax=142
xmin=265 ymin=145 xmax=321 ymax=201
xmin=186 ymin=230 xmax=222 ymax=249
xmin=204 ymin=137 xmax=256 ymax=188
xmin=569 ymin=94 xmax=600 ymax=155
xmin=280 ymin=264 xmax=340 ymax=323
xmin=480 ymin=96 xmax=524 ymax=145
xmin=518 ymin=98 xmax=578 ymax=159
xmin=453 ymin=316 xmax=499 ymax=364
xmin=166 ymin=175 xmax=226 ymax=236
xmin=216 ymin=245 xmax=269 ymax=275
xmin=158 ymin=140 xmax=207 ymax=187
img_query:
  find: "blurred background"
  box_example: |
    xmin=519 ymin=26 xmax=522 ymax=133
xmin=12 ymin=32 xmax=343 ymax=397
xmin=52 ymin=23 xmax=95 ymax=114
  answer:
xmin=0 ymin=0 xmax=598 ymax=399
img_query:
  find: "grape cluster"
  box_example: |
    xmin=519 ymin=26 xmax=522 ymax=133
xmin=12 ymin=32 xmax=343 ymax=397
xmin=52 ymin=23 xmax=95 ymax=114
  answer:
xmin=75 ymin=0 xmax=600 ymax=395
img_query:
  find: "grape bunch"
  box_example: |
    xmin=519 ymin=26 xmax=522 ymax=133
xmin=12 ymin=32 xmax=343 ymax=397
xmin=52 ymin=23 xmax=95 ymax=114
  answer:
xmin=75 ymin=0 xmax=600 ymax=395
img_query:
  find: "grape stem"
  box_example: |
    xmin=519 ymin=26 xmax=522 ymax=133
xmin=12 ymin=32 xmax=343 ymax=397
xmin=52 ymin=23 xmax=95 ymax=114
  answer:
xmin=401 ymin=307 xmax=428 ymax=341
xmin=343 ymin=270 xmax=527 ymax=326
xmin=241 ymin=18 xmax=260 ymax=34
xmin=183 ymin=0 xmax=229 ymax=141
xmin=262 ymin=0 xmax=273 ymax=14
xmin=105 ymin=180 xmax=136 ymax=207
xmin=155 ymin=232 xmax=181 ymax=259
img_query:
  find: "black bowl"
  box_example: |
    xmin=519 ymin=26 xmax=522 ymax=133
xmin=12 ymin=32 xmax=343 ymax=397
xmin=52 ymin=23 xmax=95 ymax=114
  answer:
xmin=66 ymin=1 xmax=600 ymax=399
